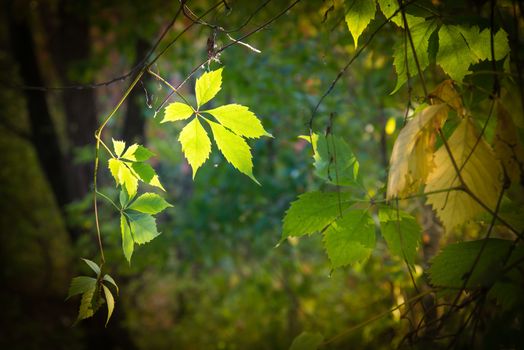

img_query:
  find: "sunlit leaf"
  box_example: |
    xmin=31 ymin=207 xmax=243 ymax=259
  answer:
xmin=102 ymin=274 xmax=119 ymax=295
xmin=112 ymin=139 xmax=125 ymax=158
xmin=282 ymin=191 xmax=353 ymax=238
xmin=425 ymin=118 xmax=502 ymax=232
xmin=437 ymin=25 xmax=477 ymax=82
xmin=121 ymin=144 xmax=138 ymax=160
xmin=387 ymin=104 xmax=448 ymax=199
xmin=208 ymin=120 xmax=258 ymax=184
xmin=344 ymin=0 xmax=376 ymax=48
xmin=179 ymin=118 xmax=212 ymax=178
xmin=126 ymin=211 xmax=161 ymax=245
xmin=108 ymin=158 xmax=122 ymax=185
xmin=128 ymin=192 xmax=172 ymax=214
xmin=323 ymin=209 xmax=375 ymax=268
xmin=195 ymin=68 xmax=223 ymax=108
xmin=118 ymin=162 xmax=138 ymax=197
xmin=459 ymin=26 xmax=510 ymax=62
xmin=162 ymin=102 xmax=194 ymax=122
xmin=120 ymin=215 xmax=134 ymax=263
xmin=205 ymin=104 xmax=270 ymax=138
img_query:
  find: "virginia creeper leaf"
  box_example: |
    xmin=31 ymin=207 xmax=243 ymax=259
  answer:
xmin=379 ymin=209 xmax=421 ymax=265
xmin=112 ymin=139 xmax=125 ymax=158
xmin=108 ymin=158 xmax=122 ymax=185
xmin=179 ymin=118 xmax=212 ymax=178
xmin=132 ymin=145 xmax=155 ymax=162
xmin=425 ymin=118 xmax=502 ymax=232
xmin=103 ymin=274 xmax=119 ymax=295
xmin=282 ymin=191 xmax=353 ymax=238
xmin=208 ymin=120 xmax=259 ymax=184
xmin=77 ymin=286 xmax=97 ymax=322
xmin=387 ymin=103 xmax=448 ymax=199
xmin=126 ymin=211 xmax=161 ymax=245
xmin=128 ymin=192 xmax=173 ymax=214
xmin=67 ymin=276 xmax=97 ymax=300
xmin=459 ymin=26 xmax=510 ymax=62
xmin=120 ymin=215 xmax=134 ymax=263
xmin=102 ymin=285 xmax=115 ymax=327
xmin=430 ymin=80 xmax=465 ymax=115
xmin=314 ymin=134 xmax=359 ymax=186
xmin=82 ymin=258 xmax=100 ymax=276
xmin=322 ymin=209 xmax=376 ymax=268
xmin=195 ymin=68 xmax=223 ymax=108
xmin=162 ymin=102 xmax=194 ymax=122
xmin=344 ymin=0 xmax=376 ymax=48
xmin=118 ymin=162 xmax=138 ymax=197
xmin=205 ymin=104 xmax=270 ymax=138
xmin=121 ymin=144 xmax=138 ymax=160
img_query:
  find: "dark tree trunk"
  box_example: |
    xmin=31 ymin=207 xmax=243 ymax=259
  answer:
xmin=122 ymin=38 xmax=151 ymax=144
xmin=45 ymin=0 xmax=97 ymax=202
xmin=7 ymin=2 xmax=70 ymax=210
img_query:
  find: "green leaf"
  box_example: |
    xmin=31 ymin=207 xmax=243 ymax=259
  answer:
xmin=67 ymin=276 xmax=97 ymax=300
xmin=126 ymin=211 xmax=161 ymax=245
xmin=162 ymin=102 xmax=194 ymax=122
xmin=283 ymin=191 xmax=353 ymax=239
xmin=289 ymin=332 xmax=324 ymax=350
xmin=77 ymin=286 xmax=97 ymax=322
xmin=195 ymin=68 xmax=223 ymax=108
xmin=130 ymin=162 xmax=165 ymax=191
xmin=120 ymin=215 xmax=134 ymax=263
xmin=323 ymin=209 xmax=376 ymax=268
xmin=128 ymin=192 xmax=172 ymax=214
xmin=379 ymin=209 xmax=421 ymax=265
xmin=344 ymin=0 xmax=376 ymax=48
xmin=133 ymin=145 xmax=155 ymax=162
xmin=112 ymin=139 xmax=126 ymax=157
xmin=103 ymin=274 xmax=119 ymax=295
xmin=205 ymin=104 xmax=270 ymax=138
xmin=314 ymin=134 xmax=359 ymax=186
xmin=428 ymin=239 xmax=524 ymax=289
xmin=102 ymin=285 xmax=115 ymax=327
xmin=459 ymin=26 xmax=509 ymax=62
xmin=392 ymin=18 xmax=438 ymax=94
xmin=437 ymin=24 xmax=477 ymax=82
xmin=119 ymin=189 xmax=129 ymax=208
xmin=81 ymin=258 xmax=100 ymax=276
xmin=179 ymin=118 xmax=212 ymax=179
xmin=208 ymin=120 xmax=258 ymax=184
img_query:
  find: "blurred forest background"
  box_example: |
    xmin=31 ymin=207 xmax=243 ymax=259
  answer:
xmin=1 ymin=0 xmax=523 ymax=349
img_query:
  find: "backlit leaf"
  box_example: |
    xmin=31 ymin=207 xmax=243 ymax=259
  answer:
xmin=77 ymin=286 xmax=96 ymax=322
xmin=459 ymin=26 xmax=510 ymax=62
xmin=425 ymin=118 xmax=502 ymax=232
xmin=108 ymin=158 xmax=122 ymax=185
xmin=102 ymin=274 xmax=119 ymax=295
xmin=208 ymin=120 xmax=258 ymax=184
xmin=179 ymin=118 xmax=212 ymax=178
xmin=282 ymin=191 xmax=353 ymax=238
xmin=314 ymin=134 xmax=359 ymax=186
xmin=132 ymin=145 xmax=155 ymax=162
xmin=112 ymin=139 xmax=125 ymax=158
xmin=322 ymin=209 xmax=375 ymax=268
xmin=126 ymin=211 xmax=161 ymax=245
xmin=344 ymin=0 xmax=376 ymax=48
xmin=128 ymin=192 xmax=172 ymax=214
xmin=387 ymin=104 xmax=448 ymax=199
xmin=162 ymin=102 xmax=194 ymax=122
xmin=121 ymin=144 xmax=138 ymax=160
xmin=205 ymin=104 xmax=270 ymax=138
xmin=379 ymin=209 xmax=421 ymax=265
xmin=118 ymin=162 xmax=138 ymax=197
xmin=120 ymin=215 xmax=134 ymax=263
xmin=437 ymin=25 xmax=477 ymax=82
xmin=102 ymin=285 xmax=115 ymax=327
xmin=195 ymin=68 xmax=223 ymax=108
xmin=392 ymin=18 xmax=437 ymax=93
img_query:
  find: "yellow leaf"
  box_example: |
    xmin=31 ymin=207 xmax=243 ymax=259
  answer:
xmin=425 ymin=118 xmax=502 ymax=232
xmin=493 ymin=102 xmax=524 ymax=185
xmin=387 ymin=104 xmax=448 ymax=199
xmin=430 ymin=80 xmax=465 ymax=116
xmin=178 ymin=118 xmax=211 ymax=178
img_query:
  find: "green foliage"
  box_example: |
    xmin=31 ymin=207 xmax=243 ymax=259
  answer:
xmin=67 ymin=259 xmax=118 ymax=326
xmin=378 ymin=209 xmax=421 ymax=266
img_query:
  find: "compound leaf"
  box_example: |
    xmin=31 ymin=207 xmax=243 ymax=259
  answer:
xmin=128 ymin=192 xmax=172 ymax=215
xmin=178 ymin=118 xmax=212 ymax=179
xmin=162 ymin=102 xmax=194 ymax=122
xmin=126 ymin=211 xmax=161 ymax=245
xmin=195 ymin=68 xmax=223 ymax=108
xmin=205 ymin=104 xmax=270 ymax=138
